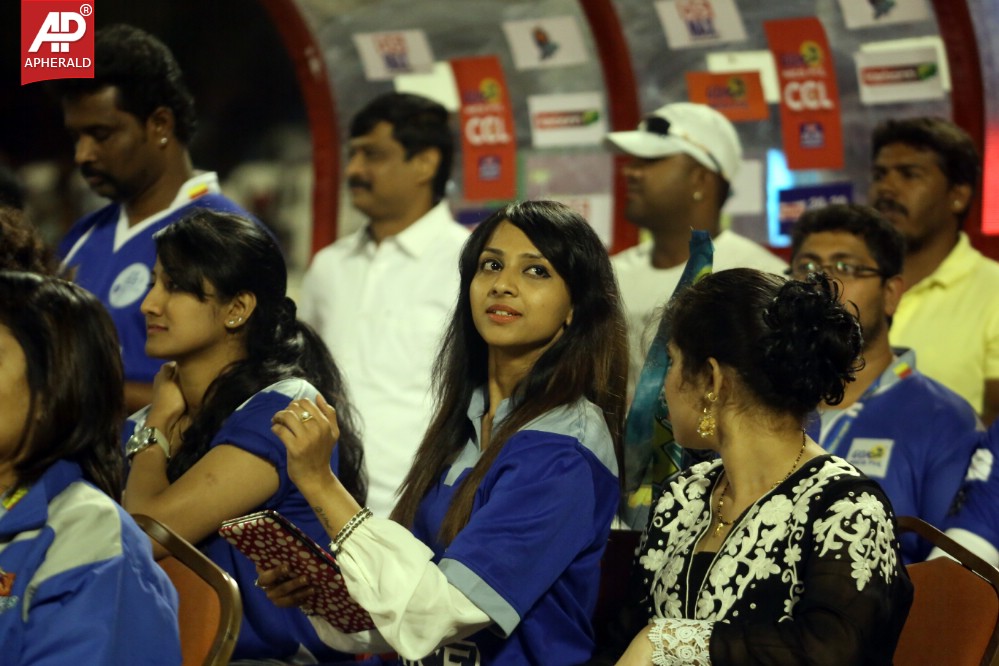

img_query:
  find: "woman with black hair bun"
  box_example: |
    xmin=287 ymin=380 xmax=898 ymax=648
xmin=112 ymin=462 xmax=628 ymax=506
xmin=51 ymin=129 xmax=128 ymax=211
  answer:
xmin=604 ymin=268 xmax=913 ymax=665
xmin=121 ymin=210 xmax=365 ymax=663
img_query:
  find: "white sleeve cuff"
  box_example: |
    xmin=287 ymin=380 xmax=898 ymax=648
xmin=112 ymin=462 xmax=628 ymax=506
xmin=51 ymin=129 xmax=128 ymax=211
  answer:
xmin=335 ymin=517 xmax=492 ymax=660
xmin=649 ymin=618 xmax=714 ymax=666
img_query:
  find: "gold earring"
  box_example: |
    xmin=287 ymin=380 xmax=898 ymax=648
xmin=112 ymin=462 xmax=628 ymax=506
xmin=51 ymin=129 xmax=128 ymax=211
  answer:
xmin=159 ymin=137 xmax=168 ymax=146
xmin=693 ymin=191 xmax=704 ymax=201
xmin=697 ymin=391 xmax=717 ymax=438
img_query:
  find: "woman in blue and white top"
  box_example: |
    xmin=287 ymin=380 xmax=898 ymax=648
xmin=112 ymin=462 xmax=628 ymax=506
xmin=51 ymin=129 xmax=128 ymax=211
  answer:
xmin=263 ymin=200 xmax=628 ymax=665
xmin=121 ymin=210 xmax=366 ymax=663
xmin=0 ymin=272 xmax=180 ymax=665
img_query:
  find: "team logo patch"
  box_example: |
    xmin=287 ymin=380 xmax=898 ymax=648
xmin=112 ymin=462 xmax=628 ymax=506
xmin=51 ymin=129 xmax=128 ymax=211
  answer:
xmin=844 ymin=438 xmax=894 ymax=478
xmin=109 ymin=262 xmax=151 ymax=308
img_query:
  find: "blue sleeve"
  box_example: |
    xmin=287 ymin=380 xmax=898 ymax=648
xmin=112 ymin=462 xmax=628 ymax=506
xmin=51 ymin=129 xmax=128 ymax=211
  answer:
xmin=439 ymin=431 xmax=617 ymax=634
xmin=18 ymin=539 xmax=181 ymax=665
xmin=212 ymin=380 xmax=337 ymax=502
xmin=947 ymin=424 xmax=999 ymax=549
xmin=915 ymin=398 xmax=980 ymax=528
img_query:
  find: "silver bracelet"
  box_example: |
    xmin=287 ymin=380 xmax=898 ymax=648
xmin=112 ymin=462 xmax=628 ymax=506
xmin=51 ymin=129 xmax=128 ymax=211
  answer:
xmin=329 ymin=507 xmax=372 ymax=556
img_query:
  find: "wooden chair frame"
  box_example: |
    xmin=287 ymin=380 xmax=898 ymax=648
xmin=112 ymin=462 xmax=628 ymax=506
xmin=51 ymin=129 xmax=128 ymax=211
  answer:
xmin=897 ymin=516 xmax=999 ymax=666
xmin=132 ymin=513 xmax=242 ymax=666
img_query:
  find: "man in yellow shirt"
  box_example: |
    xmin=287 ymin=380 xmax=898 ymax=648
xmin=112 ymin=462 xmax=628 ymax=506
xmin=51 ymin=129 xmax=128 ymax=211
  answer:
xmin=870 ymin=117 xmax=999 ymax=425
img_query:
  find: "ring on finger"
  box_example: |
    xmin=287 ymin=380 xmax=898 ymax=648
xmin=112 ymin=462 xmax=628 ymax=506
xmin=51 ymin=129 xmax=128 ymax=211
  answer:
xmin=299 ymin=410 xmax=314 ymax=423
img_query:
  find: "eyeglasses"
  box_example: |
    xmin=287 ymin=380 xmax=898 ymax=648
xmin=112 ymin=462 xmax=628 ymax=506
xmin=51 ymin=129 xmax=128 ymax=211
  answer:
xmin=786 ymin=260 xmax=884 ymax=281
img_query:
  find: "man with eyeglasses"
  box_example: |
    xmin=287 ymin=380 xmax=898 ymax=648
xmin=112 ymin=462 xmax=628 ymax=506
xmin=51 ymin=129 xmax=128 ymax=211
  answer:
xmin=870 ymin=117 xmax=999 ymax=425
xmin=605 ymin=102 xmax=786 ymax=392
xmin=791 ymin=203 xmax=981 ymax=563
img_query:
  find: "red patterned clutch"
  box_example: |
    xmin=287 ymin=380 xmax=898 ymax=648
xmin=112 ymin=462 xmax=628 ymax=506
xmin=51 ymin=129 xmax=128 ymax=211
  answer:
xmin=219 ymin=510 xmax=376 ymax=633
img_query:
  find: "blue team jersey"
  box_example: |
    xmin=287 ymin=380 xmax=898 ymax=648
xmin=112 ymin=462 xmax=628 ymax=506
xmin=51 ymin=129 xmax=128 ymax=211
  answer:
xmin=125 ymin=378 xmax=349 ymax=662
xmin=808 ymin=349 xmax=980 ymax=562
xmin=944 ymin=420 xmax=999 ymax=553
xmin=59 ymin=190 xmax=252 ymax=384
xmin=0 ymin=460 xmax=181 ymax=665
xmin=406 ymin=389 xmax=620 ymax=666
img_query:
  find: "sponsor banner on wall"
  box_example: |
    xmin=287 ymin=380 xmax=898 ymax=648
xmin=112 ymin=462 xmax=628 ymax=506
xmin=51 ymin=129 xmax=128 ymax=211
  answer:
xmin=353 ymin=30 xmax=435 ymax=81
xmin=501 ymin=15 xmax=589 ymax=70
xmin=527 ymin=92 xmax=607 ymax=148
xmin=654 ymin=0 xmax=747 ymax=50
xmin=837 ymin=0 xmax=932 ymax=29
xmin=686 ymin=70 xmax=768 ymax=122
xmin=451 ymin=56 xmax=517 ymax=202
xmin=21 ymin=0 xmax=95 ymax=85
xmin=765 ymin=18 xmax=844 ymax=171
xmin=778 ymin=183 xmax=853 ymax=236
xmin=855 ymin=46 xmax=944 ymax=105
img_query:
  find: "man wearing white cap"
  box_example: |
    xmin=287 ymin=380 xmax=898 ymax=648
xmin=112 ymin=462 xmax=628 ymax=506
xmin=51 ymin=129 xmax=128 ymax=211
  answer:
xmin=606 ymin=102 xmax=787 ymax=391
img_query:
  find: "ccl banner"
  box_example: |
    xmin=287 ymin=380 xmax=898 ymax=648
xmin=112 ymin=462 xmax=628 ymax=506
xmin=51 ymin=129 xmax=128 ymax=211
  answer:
xmin=451 ymin=56 xmax=517 ymax=202
xmin=764 ymin=18 xmax=843 ymax=171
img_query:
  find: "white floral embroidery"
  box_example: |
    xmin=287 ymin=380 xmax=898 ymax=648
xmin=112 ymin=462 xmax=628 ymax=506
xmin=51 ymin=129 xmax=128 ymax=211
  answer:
xmin=813 ymin=491 xmax=899 ymax=591
xmin=650 ymin=618 xmax=713 ymax=666
xmin=644 ymin=456 xmax=902 ymax=629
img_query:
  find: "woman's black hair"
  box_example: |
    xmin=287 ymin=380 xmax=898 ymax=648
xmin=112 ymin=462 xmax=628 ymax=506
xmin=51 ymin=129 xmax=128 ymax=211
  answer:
xmin=666 ymin=268 xmax=863 ymax=421
xmin=153 ymin=210 xmax=365 ymax=503
xmin=0 ymin=271 xmax=124 ymax=498
xmin=391 ymin=200 xmax=628 ymax=542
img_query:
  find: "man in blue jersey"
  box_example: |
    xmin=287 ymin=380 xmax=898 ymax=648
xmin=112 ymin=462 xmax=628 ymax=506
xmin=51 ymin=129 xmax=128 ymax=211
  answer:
xmin=789 ymin=203 xmax=981 ymax=563
xmin=54 ymin=24 xmax=252 ymax=411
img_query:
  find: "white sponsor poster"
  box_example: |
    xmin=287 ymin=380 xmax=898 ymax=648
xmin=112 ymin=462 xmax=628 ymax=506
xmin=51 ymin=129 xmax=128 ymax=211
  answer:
xmin=837 ymin=0 xmax=931 ymax=29
xmin=353 ymin=30 xmax=435 ymax=81
xmin=855 ymin=46 xmax=944 ymax=105
xmin=723 ymin=159 xmax=763 ymax=216
xmin=655 ymin=0 xmax=747 ymax=50
xmin=548 ymin=194 xmax=613 ymax=246
xmin=527 ymin=92 xmax=607 ymax=148
xmin=501 ymin=15 xmax=589 ymax=70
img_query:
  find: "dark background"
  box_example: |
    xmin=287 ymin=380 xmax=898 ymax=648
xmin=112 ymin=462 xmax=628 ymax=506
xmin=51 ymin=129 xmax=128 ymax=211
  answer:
xmin=1 ymin=1 xmax=306 ymax=180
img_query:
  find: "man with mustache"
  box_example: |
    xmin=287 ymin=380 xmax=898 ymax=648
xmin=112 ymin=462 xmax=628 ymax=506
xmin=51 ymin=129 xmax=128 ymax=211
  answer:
xmin=55 ymin=25 xmax=252 ymax=412
xmin=605 ymin=102 xmax=786 ymax=392
xmin=297 ymin=92 xmax=468 ymax=517
xmin=870 ymin=117 xmax=999 ymax=425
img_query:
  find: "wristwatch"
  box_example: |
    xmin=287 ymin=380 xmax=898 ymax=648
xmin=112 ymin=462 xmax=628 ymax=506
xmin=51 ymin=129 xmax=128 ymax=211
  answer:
xmin=126 ymin=425 xmax=171 ymax=461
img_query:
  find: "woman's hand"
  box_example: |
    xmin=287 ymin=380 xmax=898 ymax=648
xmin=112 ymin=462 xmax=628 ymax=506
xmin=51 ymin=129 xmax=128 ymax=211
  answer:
xmin=255 ymin=564 xmax=315 ymax=608
xmin=146 ymin=361 xmax=186 ymax=431
xmin=271 ymin=394 xmax=339 ymax=493
xmin=615 ymin=624 xmax=654 ymax=666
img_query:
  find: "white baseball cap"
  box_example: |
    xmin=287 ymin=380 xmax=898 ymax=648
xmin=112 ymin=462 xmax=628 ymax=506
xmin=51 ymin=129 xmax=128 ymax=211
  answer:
xmin=605 ymin=102 xmax=743 ymax=182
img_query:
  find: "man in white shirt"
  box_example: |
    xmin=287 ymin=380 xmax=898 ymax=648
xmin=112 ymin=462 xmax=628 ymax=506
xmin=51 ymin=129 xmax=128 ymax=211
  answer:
xmin=298 ymin=93 xmax=469 ymax=516
xmin=605 ymin=102 xmax=787 ymax=390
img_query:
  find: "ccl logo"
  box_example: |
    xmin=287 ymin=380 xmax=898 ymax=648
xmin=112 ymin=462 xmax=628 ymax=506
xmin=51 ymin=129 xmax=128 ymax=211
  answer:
xmin=29 ymin=9 xmax=90 ymax=53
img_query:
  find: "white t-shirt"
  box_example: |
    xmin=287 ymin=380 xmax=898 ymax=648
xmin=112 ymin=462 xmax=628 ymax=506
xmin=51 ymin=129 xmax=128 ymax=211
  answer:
xmin=612 ymin=230 xmax=788 ymax=391
xmin=298 ymin=201 xmax=470 ymax=516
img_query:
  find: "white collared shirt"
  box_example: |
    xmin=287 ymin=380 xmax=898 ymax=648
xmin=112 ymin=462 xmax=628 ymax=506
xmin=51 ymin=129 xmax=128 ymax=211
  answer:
xmin=298 ymin=201 xmax=469 ymax=516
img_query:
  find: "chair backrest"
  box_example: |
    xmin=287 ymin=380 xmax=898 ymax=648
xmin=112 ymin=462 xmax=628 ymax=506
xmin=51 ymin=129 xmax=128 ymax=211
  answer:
xmin=593 ymin=528 xmax=642 ymax=646
xmin=895 ymin=516 xmax=999 ymax=666
xmin=131 ymin=513 xmax=242 ymax=666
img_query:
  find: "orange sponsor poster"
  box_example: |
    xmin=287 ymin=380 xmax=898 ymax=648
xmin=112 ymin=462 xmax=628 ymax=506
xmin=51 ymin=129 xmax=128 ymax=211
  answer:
xmin=764 ymin=17 xmax=844 ymax=171
xmin=451 ymin=55 xmax=517 ymax=202
xmin=685 ymin=70 xmax=769 ymax=122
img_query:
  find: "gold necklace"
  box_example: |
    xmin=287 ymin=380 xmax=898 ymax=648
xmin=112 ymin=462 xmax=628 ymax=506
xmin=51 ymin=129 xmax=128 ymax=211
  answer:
xmin=713 ymin=429 xmax=807 ymax=536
